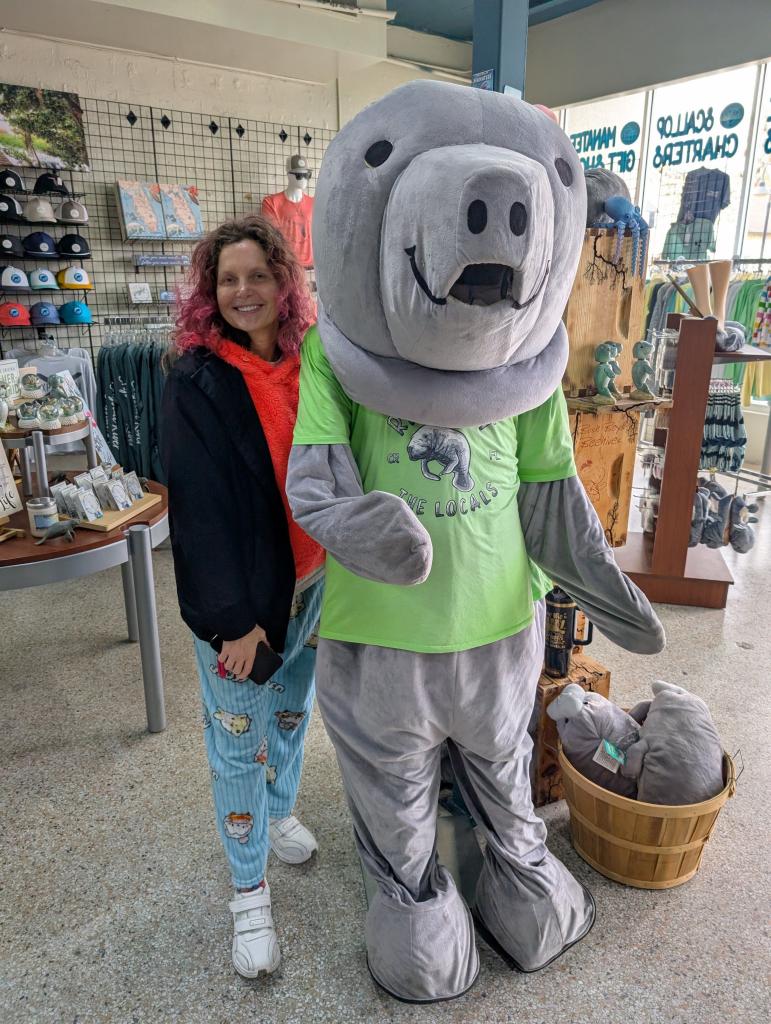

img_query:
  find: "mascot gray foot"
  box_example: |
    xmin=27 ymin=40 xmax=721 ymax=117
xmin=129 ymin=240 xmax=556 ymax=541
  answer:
xmin=473 ymin=852 xmax=595 ymax=973
xmin=445 ymin=731 xmax=595 ymax=973
xmin=365 ymin=867 xmax=479 ymax=1002
xmin=316 ymin=603 xmax=593 ymax=1001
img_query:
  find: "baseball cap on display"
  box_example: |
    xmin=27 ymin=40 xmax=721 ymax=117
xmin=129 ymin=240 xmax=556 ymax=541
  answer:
xmin=0 ymin=234 xmax=24 ymax=259
xmin=57 ymin=199 xmax=88 ymax=225
xmin=29 ymin=267 xmax=60 ymax=290
xmin=59 ymin=300 xmax=92 ymax=325
xmin=0 ymin=170 xmax=25 ymax=193
xmin=56 ymin=266 xmax=92 ymax=290
xmin=57 ymin=233 xmax=91 ymax=257
xmin=34 ymin=172 xmax=69 ymax=196
xmin=0 ymin=265 xmax=30 ymax=289
xmin=23 ymin=231 xmax=58 ymax=258
xmin=30 ymin=301 xmax=61 ymax=326
xmin=24 ymin=197 xmax=58 ymax=224
xmin=0 ymin=301 xmax=31 ymax=326
xmin=0 ymin=194 xmax=25 ymax=222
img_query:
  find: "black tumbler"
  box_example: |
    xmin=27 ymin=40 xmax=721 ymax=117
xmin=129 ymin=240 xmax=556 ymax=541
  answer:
xmin=544 ymin=586 xmax=593 ymax=679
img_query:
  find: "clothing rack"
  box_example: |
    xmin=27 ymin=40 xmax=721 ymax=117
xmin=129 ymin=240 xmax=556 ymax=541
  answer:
xmin=616 ymin=313 xmax=771 ymax=608
xmin=96 ymin=326 xmax=169 ymax=480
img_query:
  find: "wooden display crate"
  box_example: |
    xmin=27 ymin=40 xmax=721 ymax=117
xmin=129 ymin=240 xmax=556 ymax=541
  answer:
xmin=569 ymin=407 xmax=640 ymax=548
xmin=529 ymin=653 xmax=611 ymax=808
xmin=563 ymin=228 xmax=647 ymax=396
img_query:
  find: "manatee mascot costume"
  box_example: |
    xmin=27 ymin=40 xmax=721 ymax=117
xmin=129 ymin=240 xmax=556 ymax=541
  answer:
xmin=286 ymin=80 xmax=665 ymax=1002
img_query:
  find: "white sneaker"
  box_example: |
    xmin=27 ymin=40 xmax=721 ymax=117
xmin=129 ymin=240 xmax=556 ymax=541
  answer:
xmin=268 ymin=815 xmax=318 ymax=864
xmin=229 ymin=883 xmax=281 ymax=978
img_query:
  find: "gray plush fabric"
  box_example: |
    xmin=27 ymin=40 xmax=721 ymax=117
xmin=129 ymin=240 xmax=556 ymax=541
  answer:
xmin=518 ymin=477 xmax=665 ymax=654
xmin=317 ymin=303 xmax=569 ymax=429
xmin=710 ymin=318 xmax=746 ymax=353
xmin=546 ymin=684 xmax=640 ymax=798
xmin=584 ymin=167 xmax=631 ymax=227
xmin=621 ymin=680 xmax=724 ymax=805
xmin=286 ymin=444 xmax=431 ymax=584
xmin=313 ymin=80 xmax=586 ymax=426
xmin=314 ymin=603 xmax=593 ymax=999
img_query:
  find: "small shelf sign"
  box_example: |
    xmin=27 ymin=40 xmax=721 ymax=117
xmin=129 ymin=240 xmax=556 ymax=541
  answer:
xmin=472 ymin=69 xmax=495 ymax=91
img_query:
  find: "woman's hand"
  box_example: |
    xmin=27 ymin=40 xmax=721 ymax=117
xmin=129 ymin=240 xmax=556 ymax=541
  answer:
xmin=219 ymin=624 xmax=270 ymax=681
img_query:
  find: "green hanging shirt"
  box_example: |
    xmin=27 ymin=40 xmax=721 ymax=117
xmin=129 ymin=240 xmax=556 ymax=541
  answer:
xmin=293 ymin=326 xmax=576 ymax=653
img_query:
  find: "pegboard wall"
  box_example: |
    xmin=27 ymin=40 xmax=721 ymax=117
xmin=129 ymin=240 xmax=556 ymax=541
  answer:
xmin=0 ymin=95 xmax=336 ymax=358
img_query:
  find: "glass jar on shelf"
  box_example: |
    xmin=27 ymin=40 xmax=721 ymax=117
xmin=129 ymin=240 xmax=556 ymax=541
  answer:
xmin=652 ymin=328 xmax=679 ymax=397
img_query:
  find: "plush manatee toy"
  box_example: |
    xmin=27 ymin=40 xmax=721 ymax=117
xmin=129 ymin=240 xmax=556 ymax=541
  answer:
xmin=546 ymin=683 xmax=640 ymax=798
xmin=690 ymin=478 xmax=759 ymax=553
xmin=584 ymin=167 xmax=631 ymax=228
xmin=286 ymin=80 xmax=664 ymax=1003
xmin=622 ymin=680 xmax=724 ymax=805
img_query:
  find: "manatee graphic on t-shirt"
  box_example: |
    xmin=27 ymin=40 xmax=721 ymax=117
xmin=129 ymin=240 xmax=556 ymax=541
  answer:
xmin=407 ymin=425 xmax=474 ymax=492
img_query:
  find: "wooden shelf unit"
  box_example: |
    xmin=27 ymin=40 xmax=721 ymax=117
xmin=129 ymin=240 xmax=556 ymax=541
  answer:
xmin=614 ymin=314 xmax=771 ymax=609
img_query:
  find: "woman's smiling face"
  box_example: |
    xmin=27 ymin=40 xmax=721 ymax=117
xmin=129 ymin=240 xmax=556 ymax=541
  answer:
xmin=216 ymin=239 xmax=280 ymax=338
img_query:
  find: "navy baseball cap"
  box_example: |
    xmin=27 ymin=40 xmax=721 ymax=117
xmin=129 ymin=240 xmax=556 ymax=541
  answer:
xmin=0 ymin=194 xmax=25 ymax=223
xmin=30 ymin=301 xmax=62 ymax=326
xmin=23 ymin=231 xmax=58 ymax=258
xmin=0 ymin=170 xmax=25 ymax=193
xmin=57 ymin=233 xmax=91 ymax=257
xmin=0 ymin=234 xmax=24 ymax=259
xmin=34 ymin=172 xmax=69 ymax=196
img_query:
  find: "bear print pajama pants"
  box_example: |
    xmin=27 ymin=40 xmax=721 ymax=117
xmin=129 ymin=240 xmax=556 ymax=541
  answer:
xmin=193 ymin=578 xmax=323 ymax=889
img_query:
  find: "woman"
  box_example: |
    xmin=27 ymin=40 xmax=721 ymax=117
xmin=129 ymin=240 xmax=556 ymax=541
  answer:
xmin=161 ymin=215 xmax=323 ymax=979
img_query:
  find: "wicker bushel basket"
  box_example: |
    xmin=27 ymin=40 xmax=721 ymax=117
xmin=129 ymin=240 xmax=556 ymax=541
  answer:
xmin=559 ymin=748 xmax=736 ymax=889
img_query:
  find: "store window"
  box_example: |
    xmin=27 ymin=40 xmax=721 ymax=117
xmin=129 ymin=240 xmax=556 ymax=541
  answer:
xmin=741 ymin=64 xmax=771 ymax=261
xmin=562 ymin=91 xmax=647 ymax=202
xmin=642 ymin=65 xmax=758 ymax=263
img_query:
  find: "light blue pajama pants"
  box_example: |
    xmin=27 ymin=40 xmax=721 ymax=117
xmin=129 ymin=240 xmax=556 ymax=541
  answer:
xmin=193 ymin=578 xmax=323 ymax=889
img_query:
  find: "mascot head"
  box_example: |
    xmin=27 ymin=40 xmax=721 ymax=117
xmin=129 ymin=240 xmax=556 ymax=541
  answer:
xmin=313 ymin=80 xmax=585 ymax=427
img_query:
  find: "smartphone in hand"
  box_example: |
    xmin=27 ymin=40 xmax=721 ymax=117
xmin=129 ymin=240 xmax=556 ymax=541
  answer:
xmin=209 ymin=635 xmax=283 ymax=684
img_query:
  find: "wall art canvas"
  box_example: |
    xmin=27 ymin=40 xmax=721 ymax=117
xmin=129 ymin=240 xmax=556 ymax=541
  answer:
xmin=0 ymin=83 xmax=90 ymax=171
xmin=159 ymin=184 xmax=203 ymax=239
xmin=115 ymin=180 xmax=166 ymax=241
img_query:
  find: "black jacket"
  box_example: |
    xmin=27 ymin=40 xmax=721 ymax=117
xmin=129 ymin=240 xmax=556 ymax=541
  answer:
xmin=160 ymin=347 xmax=295 ymax=651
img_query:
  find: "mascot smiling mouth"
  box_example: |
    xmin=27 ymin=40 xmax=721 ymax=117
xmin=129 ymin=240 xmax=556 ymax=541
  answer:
xmin=405 ymin=246 xmax=551 ymax=310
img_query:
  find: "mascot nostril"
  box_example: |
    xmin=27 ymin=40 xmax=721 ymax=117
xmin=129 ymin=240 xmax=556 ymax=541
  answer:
xmin=467 ymin=199 xmax=488 ymax=234
xmin=510 ymin=201 xmax=528 ymax=235
xmin=286 ymin=78 xmax=665 ymax=1004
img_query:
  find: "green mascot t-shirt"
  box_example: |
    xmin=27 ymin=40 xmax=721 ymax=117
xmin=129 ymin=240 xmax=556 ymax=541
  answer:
xmin=293 ymin=327 xmax=576 ymax=653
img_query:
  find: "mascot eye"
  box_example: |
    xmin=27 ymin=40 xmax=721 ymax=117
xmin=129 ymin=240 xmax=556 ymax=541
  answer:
xmin=555 ymin=157 xmax=573 ymax=187
xmin=364 ymin=140 xmax=393 ymax=168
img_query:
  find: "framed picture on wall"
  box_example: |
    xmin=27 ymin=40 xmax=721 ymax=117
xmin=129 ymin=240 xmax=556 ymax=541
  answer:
xmin=0 ymin=83 xmax=90 ymax=171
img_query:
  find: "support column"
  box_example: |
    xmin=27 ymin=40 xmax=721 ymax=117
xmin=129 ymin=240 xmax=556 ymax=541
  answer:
xmin=472 ymin=0 xmax=529 ymax=97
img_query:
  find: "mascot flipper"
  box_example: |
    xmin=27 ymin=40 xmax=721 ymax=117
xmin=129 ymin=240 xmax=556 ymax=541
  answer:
xmin=287 ymin=80 xmax=664 ymax=1002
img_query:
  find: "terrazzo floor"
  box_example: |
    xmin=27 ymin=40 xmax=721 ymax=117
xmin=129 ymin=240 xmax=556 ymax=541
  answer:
xmin=1 ymin=500 xmax=769 ymax=1024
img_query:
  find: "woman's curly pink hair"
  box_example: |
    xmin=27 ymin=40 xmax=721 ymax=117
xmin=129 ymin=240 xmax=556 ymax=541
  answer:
xmin=175 ymin=214 xmax=315 ymax=356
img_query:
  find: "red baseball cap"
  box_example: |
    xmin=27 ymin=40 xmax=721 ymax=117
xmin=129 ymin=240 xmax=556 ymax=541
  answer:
xmin=0 ymin=301 xmax=31 ymax=326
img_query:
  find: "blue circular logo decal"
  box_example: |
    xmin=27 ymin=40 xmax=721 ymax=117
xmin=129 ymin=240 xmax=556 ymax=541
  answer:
xmin=621 ymin=121 xmax=640 ymax=145
xmin=11 ymin=273 xmax=21 ymax=284
xmin=720 ymin=103 xmax=744 ymax=129
xmin=10 ymin=307 xmax=19 ymax=319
